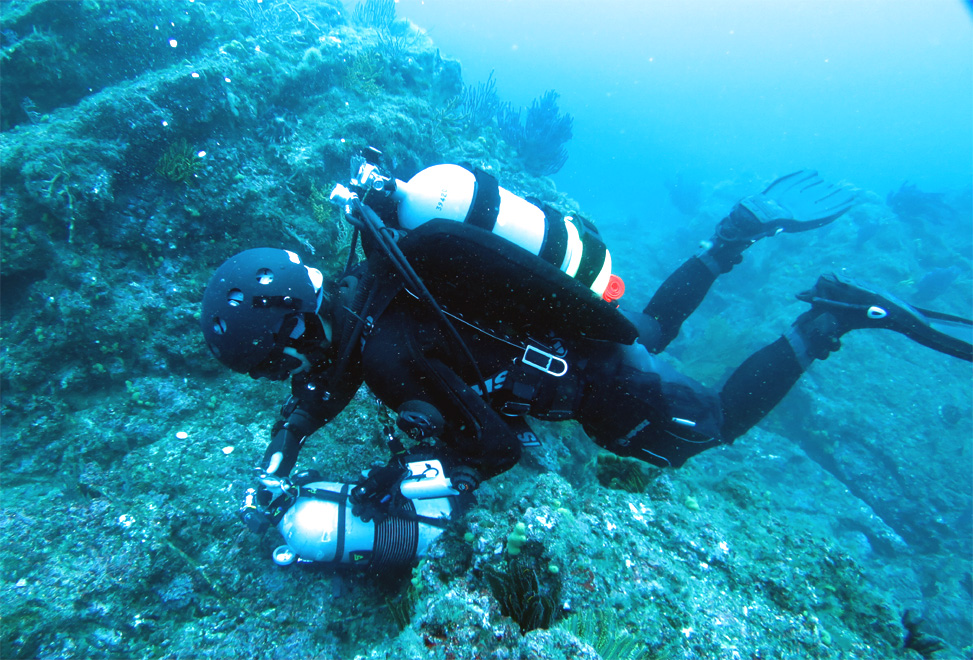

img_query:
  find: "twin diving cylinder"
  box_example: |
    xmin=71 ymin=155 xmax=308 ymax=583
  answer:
xmin=335 ymin=156 xmax=617 ymax=301
xmin=272 ymin=459 xmax=456 ymax=569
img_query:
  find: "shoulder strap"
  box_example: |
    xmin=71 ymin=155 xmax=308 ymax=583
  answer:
xmin=326 ymin=267 xmax=404 ymax=392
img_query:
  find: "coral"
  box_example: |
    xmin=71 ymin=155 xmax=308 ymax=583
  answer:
xmin=343 ymin=51 xmax=384 ymax=97
xmin=506 ymin=521 xmax=528 ymax=555
xmin=155 ymin=138 xmax=201 ymax=184
xmin=257 ymin=106 xmax=300 ymax=145
xmin=386 ymin=593 xmax=414 ymax=631
xmin=236 ymin=0 xmax=337 ymax=46
xmin=596 ymin=452 xmax=652 ymax=493
xmin=376 ymin=23 xmax=423 ymax=63
xmin=484 ymin=546 xmax=563 ymax=634
xmin=558 ymin=609 xmax=672 ymax=660
xmin=499 ymin=90 xmax=573 ymax=176
xmin=353 ymin=0 xmax=397 ymax=30
xmin=459 ymin=70 xmax=500 ymax=131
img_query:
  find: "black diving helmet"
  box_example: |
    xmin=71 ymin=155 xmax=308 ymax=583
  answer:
xmin=201 ymin=248 xmax=331 ymax=380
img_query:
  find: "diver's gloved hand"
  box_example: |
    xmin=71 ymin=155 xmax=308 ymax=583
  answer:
xmin=350 ymin=462 xmax=408 ymax=523
xmin=701 ymin=170 xmax=857 ymax=274
xmin=239 ymin=468 xmax=329 ymax=534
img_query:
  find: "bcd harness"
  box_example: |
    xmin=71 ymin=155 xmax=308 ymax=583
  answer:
xmin=251 ymin=177 xmax=604 ymax=554
xmin=254 ymin=176 xmax=633 ymax=547
xmin=324 ymin=183 xmax=639 ymax=430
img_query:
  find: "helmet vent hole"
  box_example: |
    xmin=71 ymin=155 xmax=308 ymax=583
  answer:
xmin=227 ymin=289 xmax=244 ymax=306
xmin=212 ymin=317 xmax=227 ymax=335
xmin=256 ymin=268 xmax=274 ymax=285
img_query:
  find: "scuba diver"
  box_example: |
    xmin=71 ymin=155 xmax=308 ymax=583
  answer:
xmin=201 ymin=148 xmax=972 ymax=570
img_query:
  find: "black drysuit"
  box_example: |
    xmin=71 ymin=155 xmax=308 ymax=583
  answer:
xmin=260 ymin=224 xmax=807 ymax=483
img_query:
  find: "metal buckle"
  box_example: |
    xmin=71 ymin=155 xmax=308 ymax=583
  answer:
xmin=501 ymin=401 xmax=532 ymax=415
xmin=521 ymin=345 xmax=568 ymax=377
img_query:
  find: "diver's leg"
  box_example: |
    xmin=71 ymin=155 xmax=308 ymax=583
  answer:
xmin=719 ymin=308 xmax=851 ymax=439
xmin=630 ymin=212 xmax=774 ymax=353
xmin=578 ymin=343 xmax=727 ymax=468
xmin=579 ymin=329 xmax=819 ymax=466
xmin=581 ymin=316 xmax=830 ymax=466
xmin=631 ymin=171 xmax=856 ymax=354
xmin=631 ymin=199 xmax=821 ymax=353
xmin=614 ymin=284 xmax=859 ymax=456
xmin=717 ymin=279 xmax=870 ymax=439
xmin=719 ymin=336 xmax=807 ymax=440
xmin=720 ymin=273 xmax=973 ymax=439
xmin=633 ymin=256 xmax=719 ymax=353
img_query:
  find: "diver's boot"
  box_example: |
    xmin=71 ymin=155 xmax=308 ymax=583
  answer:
xmin=698 ymin=170 xmax=857 ymax=275
xmin=787 ymin=273 xmax=973 ymax=365
xmin=697 ymin=199 xmax=784 ymax=274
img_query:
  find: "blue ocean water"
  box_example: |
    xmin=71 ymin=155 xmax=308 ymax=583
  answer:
xmin=388 ymin=0 xmax=973 ymax=226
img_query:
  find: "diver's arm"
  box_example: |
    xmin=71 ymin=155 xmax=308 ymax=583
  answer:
xmin=260 ymin=403 xmax=325 ymax=478
xmin=260 ymin=365 xmax=364 ymax=479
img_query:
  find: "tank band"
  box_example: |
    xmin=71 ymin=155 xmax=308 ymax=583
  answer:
xmin=333 ymin=483 xmax=349 ymax=563
xmin=465 ymin=168 xmax=501 ymax=232
xmin=574 ymin=217 xmax=608 ymax=288
xmin=537 ymin=203 xmax=568 ymax=268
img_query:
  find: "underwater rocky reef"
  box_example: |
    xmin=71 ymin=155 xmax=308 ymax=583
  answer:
xmin=1 ymin=1 xmax=971 ymax=658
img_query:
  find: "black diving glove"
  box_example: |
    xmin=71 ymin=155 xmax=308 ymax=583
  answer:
xmin=350 ymin=463 xmax=408 ymax=522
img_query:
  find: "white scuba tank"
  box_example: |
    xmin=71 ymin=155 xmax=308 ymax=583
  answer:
xmin=391 ymin=164 xmax=614 ymax=299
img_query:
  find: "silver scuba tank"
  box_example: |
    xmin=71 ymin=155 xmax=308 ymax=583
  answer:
xmin=271 ymin=460 xmax=456 ymax=569
xmin=391 ymin=164 xmax=614 ymax=298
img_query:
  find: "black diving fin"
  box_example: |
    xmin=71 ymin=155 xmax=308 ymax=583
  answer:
xmin=907 ymin=305 xmax=973 ymax=361
xmin=762 ymin=170 xmax=858 ymax=232
xmin=797 ymin=273 xmax=972 ymax=362
xmin=716 ymin=170 xmax=858 ymax=248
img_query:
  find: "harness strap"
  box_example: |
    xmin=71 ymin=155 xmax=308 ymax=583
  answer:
xmin=403 ymin=292 xmax=571 ymax=415
xmin=355 ymin=200 xmax=493 ymax=401
xmin=324 ymin=268 xmax=404 ymax=400
xmin=504 ymin=364 xmax=545 ymax=413
xmin=333 ymin=483 xmax=349 ymax=562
